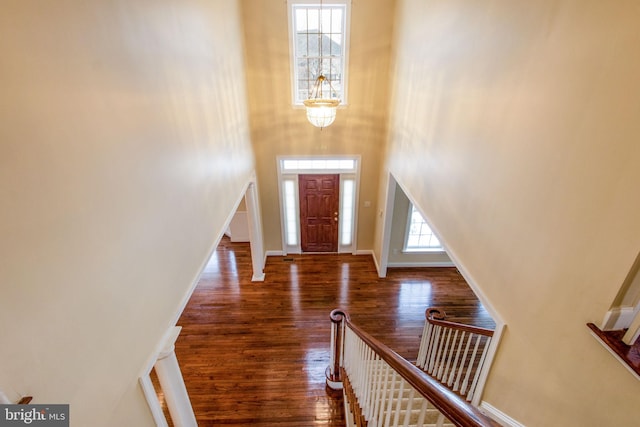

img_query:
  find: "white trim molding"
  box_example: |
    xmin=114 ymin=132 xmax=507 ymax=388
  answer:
xmin=265 ymin=250 xmax=285 ymax=258
xmin=479 ymin=401 xmax=526 ymax=427
xmin=245 ymin=180 xmax=266 ymax=282
xmin=140 ymin=375 xmax=168 ymax=427
xmin=252 ymin=273 xmax=266 ymax=282
xmin=601 ymin=306 xmax=639 ymax=331
xmin=387 ymin=261 xmax=455 ymax=268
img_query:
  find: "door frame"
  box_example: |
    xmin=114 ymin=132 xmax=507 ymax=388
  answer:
xmin=277 ymin=155 xmax=360 ymax=255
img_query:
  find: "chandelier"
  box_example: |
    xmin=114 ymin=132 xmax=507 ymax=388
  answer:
xmin=304 ymin=76 xmax=340 ymax=128
xmin=303 ymin=0 xmax=340 ymax=128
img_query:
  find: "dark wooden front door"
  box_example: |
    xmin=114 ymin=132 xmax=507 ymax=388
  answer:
xmin=299 ymin=174 xmax=339 ymax=252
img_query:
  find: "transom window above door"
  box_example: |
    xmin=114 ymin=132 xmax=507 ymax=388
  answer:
xmin=288 ymin=0 xmax=351 ymax=106
xmin=281 ymin=158 xmax=356 ymax=172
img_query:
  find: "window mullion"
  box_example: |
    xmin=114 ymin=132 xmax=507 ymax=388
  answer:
xmin=289 ymin=1 xmax=348 ymax=105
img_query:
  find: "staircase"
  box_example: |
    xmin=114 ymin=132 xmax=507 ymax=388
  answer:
xmin=327 ymin=309 xmax=499 ymax=427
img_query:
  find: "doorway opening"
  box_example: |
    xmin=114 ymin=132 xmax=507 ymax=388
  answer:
xmin=277 ymin=156 xmax=360 ymax=254
xmin=140 ymin=178 xmax=265 ymax=426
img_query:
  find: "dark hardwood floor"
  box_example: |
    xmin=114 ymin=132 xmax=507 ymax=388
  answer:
xmin=170 ymin=236 xmax=494 ymax=426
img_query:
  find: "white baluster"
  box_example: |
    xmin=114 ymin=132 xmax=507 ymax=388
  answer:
xmin=435 ymin=327 xmax=449 ymax=377
xmin=344 ymin=329 xmax=353 ymax=376
xmin=460 ymin=334 xmax=482 ymax=395
xmin=392 ymin=378 xmax=405 ymax=427
xmin=340 ymin=320 xmax=346 ymax=368
xmin=401 ymin=387 xmax=415 ymax=427
xmin=383 ymin=371 xmax=397 ymax=427
xmin=468 ymin=336 xmax=492 ymax=402
xmin=447 ymin=331 xmax=466 ymax=387
xmin=415 ymin=398 xmax=428 ymax=427
xmin=354 ymin=336 xmax=363 ymax=396
xmin=427 ymin=325 xmax=442 ymax=373
xmin=417 ymin=323 xmax=432 ymax=367
xmin=453 ymin=333 xmax=472 ymax=392
xmin=436 ymin=328 xmax=452 ymax=380
xmin=363 ymin=346 xmax=374 ymax=422
xmin=374 ymin=362 xmax=390 ymax=426
xmin=370 ymin=354 xmax=384 ymax=423
xmin=623 ymin=309 xmax=640 ymax=345
xmin=442 ymin=329 xmax=458 ymax=383
xmin=153 ymin=329 xmax=197 ymax=427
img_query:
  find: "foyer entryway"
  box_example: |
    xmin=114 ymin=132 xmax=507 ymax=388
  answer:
xmin=170 ymin=237 xmax=494 ymax=426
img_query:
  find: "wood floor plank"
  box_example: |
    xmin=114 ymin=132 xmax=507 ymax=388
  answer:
xmin=169 ymin=237 xmax=494 ymax=426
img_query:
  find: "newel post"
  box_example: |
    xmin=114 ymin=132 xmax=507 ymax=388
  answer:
xmin=326 ymin=309 xmax=349 ymax=390
xmin=154 ymin=327 xmax=197 ymax=427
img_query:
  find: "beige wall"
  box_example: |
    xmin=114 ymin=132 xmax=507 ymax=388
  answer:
xmin=383 ymin=0 xmax=640 ymax=425
xmin=241 ymin=0 xmax=395 ymax=252
xmin=0 ymin=1 xmax=254 ymax=425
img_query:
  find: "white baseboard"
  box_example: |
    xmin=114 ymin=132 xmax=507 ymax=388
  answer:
xmin=266 ymin=250 xmax=373 ymax=258
xmin=251 ymin=273 xmax=265 ymax=282
xmin=265 ymin=250 xmax=284 ymax=258
xmin=355 ymin=249 xmax=374 ymax=256
xmin=357 ymin=249 xmax=382 ymax=276
xmin=387 ymin=262 xmax=455 ymax=268
xmin=479 ymin=402 xmax=525 ymax=427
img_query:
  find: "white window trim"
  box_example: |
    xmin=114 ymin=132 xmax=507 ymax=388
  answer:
xmin=403 ymin=203 xmax=445 ymax=253
xmin=277 ymin=155 xmax=360 ymax=254
xmin=287 ymin=0 xmax=351 ymax=107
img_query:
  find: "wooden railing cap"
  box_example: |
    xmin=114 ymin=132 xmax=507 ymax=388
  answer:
xmin=329 ymin=308 xmax=351 ymax=323
xmin=426 ymin=307 xmax=447 ymax=320
xmin=425 ymin=307 xmax=494 ymax=337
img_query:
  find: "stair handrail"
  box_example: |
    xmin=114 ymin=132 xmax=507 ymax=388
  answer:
xmin=328 ymin=309 xmax=500 ymax=427
xmin=425 ymin=308 xmax=494 ymax=337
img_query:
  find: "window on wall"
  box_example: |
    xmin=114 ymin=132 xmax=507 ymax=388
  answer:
xmin=340 ymin=178 xmax=355 ymax=246
xmin=282 ymin=179 xmax=299 ymax=246
xmin=288 ymin=0 xmax=350 ymax=105
xmin=404 ymin=204 xmax=443 ymax=252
